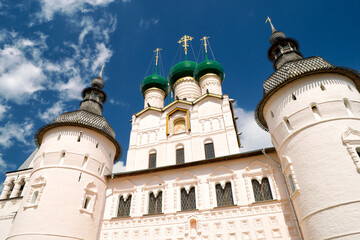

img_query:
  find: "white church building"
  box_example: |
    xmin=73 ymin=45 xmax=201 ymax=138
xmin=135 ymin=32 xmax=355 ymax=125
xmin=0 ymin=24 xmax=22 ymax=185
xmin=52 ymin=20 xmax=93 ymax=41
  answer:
xmin=1 ymin=22 xmax=360 ymax=240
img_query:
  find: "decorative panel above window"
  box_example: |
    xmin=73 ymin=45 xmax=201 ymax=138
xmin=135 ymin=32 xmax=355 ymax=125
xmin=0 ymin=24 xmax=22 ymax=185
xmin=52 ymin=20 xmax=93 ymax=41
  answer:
xmin=215 ymin=182 xmax=234 ymax=207
xmin=174 ymin=118 xmax=186 ymax=134
xmin=181 ymin=187 xmax=196 ymax=211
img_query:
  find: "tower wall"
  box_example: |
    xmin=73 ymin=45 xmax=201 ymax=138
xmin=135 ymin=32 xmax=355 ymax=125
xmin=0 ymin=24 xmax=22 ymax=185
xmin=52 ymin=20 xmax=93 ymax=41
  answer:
xmin=7 ymin=126 xmax=116 ymax=240
xmin=198 ymin=74 xmax=222 ymax=95
xmin=263 ymin=73 xmax=360 ymax=239
xmin=144 ymin=88 xmax=165 ymax=108
xmin=173 ymin=77 xmax=201 ymax=101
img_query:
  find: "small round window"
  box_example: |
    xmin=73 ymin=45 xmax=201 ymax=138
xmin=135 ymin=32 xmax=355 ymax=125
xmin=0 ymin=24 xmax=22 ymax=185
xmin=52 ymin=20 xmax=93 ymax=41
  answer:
xmin=174 ymin=118 xmax=186 ymax=134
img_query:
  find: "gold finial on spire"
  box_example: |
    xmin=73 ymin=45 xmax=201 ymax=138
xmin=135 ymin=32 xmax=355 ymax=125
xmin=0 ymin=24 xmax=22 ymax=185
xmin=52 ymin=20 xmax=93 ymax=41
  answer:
xmin=99 ymin=64 xmax=105 ymax=78
xmin=265 ymin=16 xmax=276 ymax=33
xmin=153 ymin=48 xmax=162 ymax=67
xmin=200 ymin=36 xmax=210 ymax=53
xmin=178 ymin=35 xmax=193 ymax=59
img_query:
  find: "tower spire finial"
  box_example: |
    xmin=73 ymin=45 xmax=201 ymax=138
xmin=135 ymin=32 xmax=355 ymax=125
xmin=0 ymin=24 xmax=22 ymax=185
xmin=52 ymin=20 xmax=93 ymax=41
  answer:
xmin=178 ymin=35 xmax=193 ymax=61
xmin=99 ymin=65 xmax=105 ymax=78
xmin=265 ymin=16 xmax=276 ymax=33
xmin=153 ymin=48 xmax=162 ymax=75
xmin=200 ymin=36 xmax=210 ymax=60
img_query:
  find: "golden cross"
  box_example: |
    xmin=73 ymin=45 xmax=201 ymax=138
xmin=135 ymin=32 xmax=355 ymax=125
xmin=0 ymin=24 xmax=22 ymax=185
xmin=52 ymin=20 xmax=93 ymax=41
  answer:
xmin=200 ymin=36 xmax=210 ymax=53
xmin=153 ymin=48 xmax=162 ymax=66
xmin=265 ymin=16 xmax=276 ymax=33
xmin=99 ymin=65 xmax=105 ymax=78
xmin=178 ymin=35 xmax=193 ymax=55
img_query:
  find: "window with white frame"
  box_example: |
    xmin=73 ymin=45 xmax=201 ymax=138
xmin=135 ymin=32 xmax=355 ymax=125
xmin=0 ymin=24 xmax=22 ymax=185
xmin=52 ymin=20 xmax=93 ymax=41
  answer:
xmin=342 ymin=127 xmax=360 ymax=172
xmin=117 ymin=195 xmax=132 ymax=217
xmin=251 ymin=178 xmax=273 ymax=202
xmin=215 ymin=182 xmax=234 ymax=207
xmin=204 ymin=140 xmax=215 ymax=159
xmin=243 ymin=161 xmax=279 ymax=203
xmin=79 ymin=182 xmax=97 ymax=216
xmin=176 ymin=146 xmax=185 ymax=164
xmin=181 ymin=187 xmax=196 ymax=211
xmin=281 ymin=156 xmax=300 ymax=197
xmin=149 ymin=150 xmax=156 ymax=169
xmin=148 ymin=191 xmax=162 ymax=215
xmin=24 ymin=175 xmax=46 ymax=209
xmin=208 ymin=166 xmax=237 ymax=208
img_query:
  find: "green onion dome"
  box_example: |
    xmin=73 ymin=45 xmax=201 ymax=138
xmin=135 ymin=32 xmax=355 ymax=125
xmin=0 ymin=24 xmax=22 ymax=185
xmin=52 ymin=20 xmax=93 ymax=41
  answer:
xmin=140 ymin=74 xmax=169 ymax=97
xmin=194 ymin=60 xmax=225 ymax=83
xmin=168 ymin=61 xmax=197 ymax=89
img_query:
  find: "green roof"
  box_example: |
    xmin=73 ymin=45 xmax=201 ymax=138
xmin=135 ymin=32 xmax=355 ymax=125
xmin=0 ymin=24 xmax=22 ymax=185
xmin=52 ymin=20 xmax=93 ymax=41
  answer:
xmin=168 ymin=61 xmax=197 ymax=89
xmin=194 ymin=60 xmax=225 ymax=82
xmin=140 ymin=74 xmax=169 ymax=97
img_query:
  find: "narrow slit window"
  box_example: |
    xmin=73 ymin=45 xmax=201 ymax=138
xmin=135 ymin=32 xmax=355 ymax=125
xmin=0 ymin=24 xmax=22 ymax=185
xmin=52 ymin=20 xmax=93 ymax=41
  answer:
xmin=181 ymin=187 xmax=196 ymax=211
xmin=348 ymin=84 xmax=353 ymax=91
xmin=270 ymin=111 xmax=274 ymax=118
xmin=311 ymin=104 xmax=322 ymax=120
xmin=215 ymin=182 xmax=234 ymax=207
xmin=176 ymin=148 xmax=185 ymax=164
xmin=148 ymin=191 xmax=162 ymax=215
xmin=284 ymin=117 xmax=293 ymax=131
xmin=83 ymin=196 xmax=91 ymax=209
xmin=344 ymin=99 xmax=352 ymax=116
xmin=57 ymin=134 xmax=61 ymax=141
xmin=204 ymin=142 xmax=215 ymax=159
xmin=117 ymin=195 xmax=132 ymax=217
xmin=77 ymin=132 xmax=83 ymax=142
xmin=30 ymin=191 xmax=39 ymax=204
xmin=288 ymin=175 xmax=295 ymax=193
xmin=356 ymin=147 xmax=360 ymax=158
xmin=96 ymin=143 xmax=99 ymax=148
xmin=149 ymin=153 xmax=156 ymax=169
xmin=291 ymin=93 xmax=297 ymax=100
xmin=82 ymin=156 xmax=88 ymax=168
xmin=320 ymin=84 xmax=326 ymax=91
xmin=252 ymin=178 xmax=273 ymax=202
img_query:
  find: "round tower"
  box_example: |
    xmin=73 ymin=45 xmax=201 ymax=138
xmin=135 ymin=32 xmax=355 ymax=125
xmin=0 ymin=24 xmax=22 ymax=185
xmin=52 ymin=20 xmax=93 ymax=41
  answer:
xmin=168 ymin=35 xmax=201 ymax=101
xmin=140 ymin=48 xmax=169 ymax=108
xmin=194 ymin=36 xmax=225 ymax=95
xmin=8 ymin=70 xmax=122 ymax=240
xmin=256 ymin=20 xmax=360 ymax=240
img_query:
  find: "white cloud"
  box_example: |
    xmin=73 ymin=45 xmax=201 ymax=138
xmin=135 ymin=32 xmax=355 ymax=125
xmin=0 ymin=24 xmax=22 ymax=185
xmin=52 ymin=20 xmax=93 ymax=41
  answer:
xmin=0 ymin=104 xmax=9 ymax=121
xmin=234 ymin=106 xmax=272 ymax=152
xmin=0 ymin=120 xmax=34 ymax=148
xmin=39 ymin=101 xmax=64 ymax=122
xmin=113 ymin=161 xmax=126 ymax=173
xmin=36 ymin=0 xmax=115 ymax=21
xmin=109 ymin=98 xmax=129 ymax=107
xmin=139 ymin=18 xmax=159 ymax=29
xmin=91 ymin=43 xmax=112 ymax=71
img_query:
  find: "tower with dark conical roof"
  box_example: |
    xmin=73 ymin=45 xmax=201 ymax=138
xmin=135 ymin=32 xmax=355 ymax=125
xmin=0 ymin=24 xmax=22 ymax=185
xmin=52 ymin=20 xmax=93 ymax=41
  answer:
xmin=256 ymin=18 xmax=360 ymax=240
xmin=8 ymin=70 xmax=122 ymax=240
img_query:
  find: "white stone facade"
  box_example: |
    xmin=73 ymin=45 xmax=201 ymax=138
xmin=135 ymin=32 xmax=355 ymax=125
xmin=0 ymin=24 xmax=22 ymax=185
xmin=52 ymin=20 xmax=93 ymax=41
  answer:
xmin=126 ymin=94 xmax=240 ymax=171
xmin=263 ymin=73 xmax=360 ymax=240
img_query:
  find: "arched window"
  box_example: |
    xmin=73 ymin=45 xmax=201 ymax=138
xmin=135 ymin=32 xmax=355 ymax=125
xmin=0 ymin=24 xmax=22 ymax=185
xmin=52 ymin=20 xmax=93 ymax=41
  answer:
xmin=252 ymin=178 xmax=273 ymax=202
xmin=356 ymin=147 xmax=360 ymax=158
xmin=181 ymin=187 xmax=196 ymax=211
xmin=174 ymin=118 xmax=186 ymax=134
xmin=17 ymin=179 xmax=25 ymax=197
xmin=6 ymin=180 xmax=14 ymax=199
xmin=204 ymin=141 xmax=215 ymax=159
xmin=117 ymin=195 xmax=132 ymax=217
xmin=148 ymin=191 xmax=162 ymax=215
xmin=149 ymin=151 xmax=156 ymax=169
xmin=176 ymin=146 xmax=185 ymax=164
xmin=215 ymin=182 xmax=234 ymax=207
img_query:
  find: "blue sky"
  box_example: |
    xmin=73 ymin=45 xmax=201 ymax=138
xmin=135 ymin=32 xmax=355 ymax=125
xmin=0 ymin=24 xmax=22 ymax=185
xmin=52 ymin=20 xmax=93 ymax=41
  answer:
xmin=0 ymin=0 xmax=359 ymax=183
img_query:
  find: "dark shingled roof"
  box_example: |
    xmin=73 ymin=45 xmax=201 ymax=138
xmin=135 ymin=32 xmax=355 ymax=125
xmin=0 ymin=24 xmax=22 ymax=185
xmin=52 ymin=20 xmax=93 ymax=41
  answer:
xmin=256 ymin=56 xmax=360 ymax=131
xmin=35 ymin=110 xmax=122 ymax=162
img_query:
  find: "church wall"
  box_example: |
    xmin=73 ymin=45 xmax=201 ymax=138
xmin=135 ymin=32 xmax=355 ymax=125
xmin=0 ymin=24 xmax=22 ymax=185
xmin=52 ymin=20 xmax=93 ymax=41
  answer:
xmin=126 ymin=95 xmax=239 ymax=171
xmin=101 ymin=152 xmax=301 ymax=240
xmin=263 ymin=73 xmax=360 ymax=239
